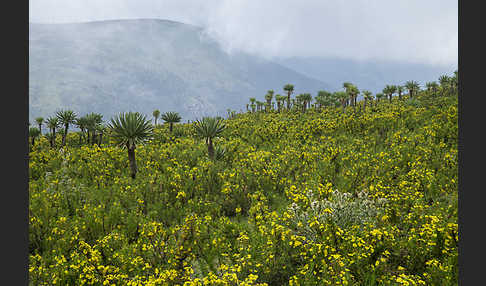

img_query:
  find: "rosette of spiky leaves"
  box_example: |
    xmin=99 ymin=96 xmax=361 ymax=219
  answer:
xmin=56 ymin=110 xmax=77 ymax=147
xmin=75 ymin=116 xmax=89 ymax=144
xmin=153 ymin=109 xmax=161 ymax=126
xmin=335 ymin=91 xmax=348 ymax=111
xmin=396 ymin=85 xmax=405 ymax=100
xmin=375 ymin=92 xmax=385 ymax=102
xmin=405 ymin=80 xmax=420 ymax=98
xmin=109 ymin=112 xmax=153 ymax=179
xmin=383 ymin=85 xmax=397 ymax=103
xmin=109 ymin=112 xmax=153 ymax=149
xmin=194 ymin=117 xmax=226 ymax=159
xmin=161 ymin=112 xmax=181 ymax=132
xmin=214 ymin=145 xmax=227 ymax=161
xmin=362 ymin=90 xmax=373 ymax=112
xmin=35 ymin=117 xmax=44 ymax=134
xmin=46 ymin=117 xmax=60 ymax=147
xmin=265 ymin=90 xmax=274 ymax=112
xmin=85 ymin=113 xmax=103 ymax=144
xmin=283 ymin=84 xmax=294 ymax=110
xmin=29 ymin=127 xmax=41 ymax=147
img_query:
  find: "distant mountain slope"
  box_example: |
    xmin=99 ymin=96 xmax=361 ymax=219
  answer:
xmin=275 ymin=57 xmax=457 ymax=94
xmin=29 ymin=19 xmax=329 ymax=121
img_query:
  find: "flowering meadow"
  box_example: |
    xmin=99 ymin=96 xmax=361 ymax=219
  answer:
xmin=29 ymin=90 xmax=457 ymax=285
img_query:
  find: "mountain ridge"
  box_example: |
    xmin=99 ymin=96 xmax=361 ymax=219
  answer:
xmin=29 ymin=19 xmax=329 ymax=121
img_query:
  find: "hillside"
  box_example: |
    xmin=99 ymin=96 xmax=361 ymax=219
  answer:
xmin=29 ymin=19 xmax=329 ymax=121
xmin=275 ymin=56 xmax=456 ymax=94
xmin=29 ymin=89 xmax=458 ymax=285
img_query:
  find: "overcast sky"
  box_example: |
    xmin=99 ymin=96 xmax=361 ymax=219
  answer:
xmin=29 ymin=0 xmax=457 ymax=67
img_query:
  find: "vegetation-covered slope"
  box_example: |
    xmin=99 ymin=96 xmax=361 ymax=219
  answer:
xmin=29 ymin=87 xmax=457 ymax=285
xmin=29 ymin=19 xmax=328 ymax=121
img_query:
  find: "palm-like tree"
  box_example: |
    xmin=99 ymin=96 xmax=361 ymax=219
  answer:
xmin=375 ymin=93 xmax=385 ymax=105
xmin=194 ymin=117 xmax=226 ymax=159
xmin=249 ymin=98 xmax=256 ymax=113
xmin=349 ymin=85 xmax=359 ymax=110
xmin=439 ymin=75 xmax=451 ymax=95
xmin=301 ymin=93 xmax=312 ymax=112
xmin=452 ymin=70 xmax=458 ymax=93
xmin=46 ymin=117 xmax=59 ymax=147
xmin=85 ymin=113 xmax=103 ymax=144
xmin=109 ymin=112 xmax=153 ymax=179
xmin=295 ymin=94 xmax=304 ymax=111
xmin=29 ymin=127 xmax=41 ymax=148
xmin=283 ymin=84 xmax=294 ymax=110
xmin=265 ymin=90 xmax=274 ymax=112
xmin=56 ymin=110 xmax=77 ymax=147
xmin=426 ymin=82 xmax=440 ymax=96
xmin=405 ymin=81 xmax=420 ymax=98
xmin=343 ymin=82 xmax=353 ymax=107
xmin=35 ymin=117 xmax=44 ymax=135
xmin=255 ymin=101 xmax=263 ymax=112
xmin=161 ymin=111 xmax=181 ymax=132
xmin=396 ymin=85 xmax=404 ymax=100
xmin=335 ymin=91 xmax=348 ymax=112
xmin=75 ymin=116 xmax=89 ymax=145
xmin=153 ymin=109 xmax=161 ymax=126
xmin=275 ymin=94 xmax=284 ymax=112
xmin=315 ymin=90 xmax=331 ymax=110
xmin=362 ymin=90 xmax=373 ymax=112
xmin=383 ymin=85 xmax=397 ymax=103
xmin=383 ymin=85 xmax=391 ymax=103
xmin=430 ymin=82 xmax=439 ymax=95
xmin=96 ymin=124 xmax=107 ymax=145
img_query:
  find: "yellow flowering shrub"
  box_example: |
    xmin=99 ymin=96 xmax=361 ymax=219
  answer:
xmin=29 ymin=92 xmax=457 ymax=285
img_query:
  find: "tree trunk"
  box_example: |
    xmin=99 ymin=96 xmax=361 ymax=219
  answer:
xmin=52 ymin=128 xmax=56 ymax=148
xmin=62 ymin=124 xmax=68 ymax=146
xmin=364 ymin=99 xmax=367 ymax=113
xmin=38 ymin=124 xmax=42 ymax=135
xmin=207 ymin=137 xmax=214 ymax=159
xmin=99 ymin=132 xmax=103 ymax=145
xmin=127 ymin=144 xmax=137 ymax=179
xmin=287 ymin=93 xmax=291 ymax=110
xmin=170 ymin=123 xmax=173 ymax=133
xmin=31 ymin=137 xmax=35 ymax=147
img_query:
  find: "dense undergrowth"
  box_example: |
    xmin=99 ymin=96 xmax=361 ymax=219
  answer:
xmin=29 ymin=92 xmax=457 ymax=285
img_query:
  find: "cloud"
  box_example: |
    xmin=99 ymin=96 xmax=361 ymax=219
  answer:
xmin=29 ymin=0 xmax=457 ymax=66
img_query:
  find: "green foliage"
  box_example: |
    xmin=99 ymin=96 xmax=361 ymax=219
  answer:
xmin=46 ymin=117 xmax=59 ymax=131
xmin=108 ymin=112 xmax=153 ymax=148
xmin=29 ymin=127 xmax=41 ymax=138
xmin=152 ymin=109 xmax=160 ymax=125
xmin=29 ymin=90 xmax=457 ymax=285
xmin=56 ymin=110 xmax=77 ymax=126
xmin=194 ymin=117 xmax=226 ymax=142
xmin=161 ymin=111 xmax=181 ymax=124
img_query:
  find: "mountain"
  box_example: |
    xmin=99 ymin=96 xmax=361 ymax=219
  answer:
xmin=274 ymin=57 xmax=457 ymax=94
xmin=29 ymin=19 xmax=329 ymax=122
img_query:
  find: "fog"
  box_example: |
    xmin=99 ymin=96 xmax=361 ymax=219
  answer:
xmin=29 ymin=0 xmax=457 ymax=67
